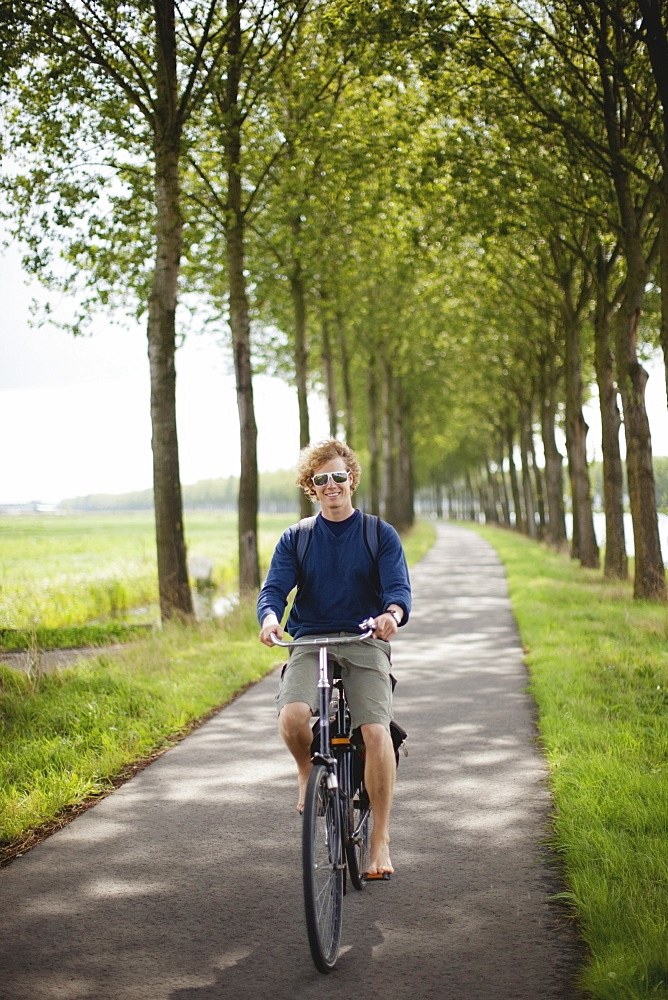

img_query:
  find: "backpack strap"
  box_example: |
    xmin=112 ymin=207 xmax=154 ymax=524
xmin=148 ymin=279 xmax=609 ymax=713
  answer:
xmin=294 ymin=515 xmax=317 ymax=569
xmin=361 ymin=512 xmax=381 ymax=563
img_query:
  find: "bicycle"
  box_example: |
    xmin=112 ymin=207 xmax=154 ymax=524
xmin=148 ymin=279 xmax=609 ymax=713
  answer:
xmin=272 ymin=619 xmax=387 ymax=973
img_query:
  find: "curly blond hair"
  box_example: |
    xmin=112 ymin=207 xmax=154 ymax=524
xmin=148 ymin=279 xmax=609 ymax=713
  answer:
xmin=296 ymin=440 xmax=361 ymax=503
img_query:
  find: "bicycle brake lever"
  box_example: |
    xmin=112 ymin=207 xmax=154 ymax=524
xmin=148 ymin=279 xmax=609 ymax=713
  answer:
xmin=358 ymin=617 xmax=377 ymax=632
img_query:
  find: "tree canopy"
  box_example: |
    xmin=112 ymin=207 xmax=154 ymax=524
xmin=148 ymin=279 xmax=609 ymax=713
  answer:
xmin=2 ymin=0 xmax=667 ymax=598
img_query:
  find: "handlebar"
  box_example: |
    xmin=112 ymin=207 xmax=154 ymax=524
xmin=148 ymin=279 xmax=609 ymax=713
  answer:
xmin=270 ymin=617 xmax=376 ymax=648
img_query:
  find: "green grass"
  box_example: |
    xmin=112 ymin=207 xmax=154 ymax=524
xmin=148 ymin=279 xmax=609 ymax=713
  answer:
xmin=0 ymin=624 xmax=152 ymax=652
xmin=472 ymin=524 xmax=668 ymax=1000
xmin=0 ymin=511 xmax=296 ymax=629
xmin=396 ymin=517 xmax=436 ymax=566
xmin=0 ymin=515 xmax=436 ymax=863
xmin=0 ymin=511 xmax=433 ymax=633
xmin=0 ymin=601 xmax=279 ymax=860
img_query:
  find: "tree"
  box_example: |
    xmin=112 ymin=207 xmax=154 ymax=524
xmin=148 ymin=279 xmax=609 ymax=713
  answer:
xmin=2 ymin=1 xmax=235 ymax=618
xmin=449 ymin=0 xmax=665 ymax=597
xmin=188 ymin=2 xmax=360 ymax=573
xmin=636 ymin=0 xmax=668 ymax=409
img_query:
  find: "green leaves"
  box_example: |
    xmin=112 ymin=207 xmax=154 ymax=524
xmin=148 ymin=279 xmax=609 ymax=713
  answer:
xmin=2 ymin=0 xmax=665 ymax=520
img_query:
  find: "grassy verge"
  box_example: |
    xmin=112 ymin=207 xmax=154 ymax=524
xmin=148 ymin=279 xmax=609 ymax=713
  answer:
xmin=472 ymin=524 xmax=668 ymax=1000
xmin=0 ymin=624 xmax=152 ymax=652
xmin=0 ymin=601 xmax=279 ymax=863
xmin=397 ymin=517 xmax=436 ymax=566
xmin=0 ymin=518 xmax=436 ymax=865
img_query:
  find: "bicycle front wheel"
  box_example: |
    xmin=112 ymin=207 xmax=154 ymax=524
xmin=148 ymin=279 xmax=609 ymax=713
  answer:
xmin=302 ymin=763 xmax=344 ymax=973
xmin=346 ymin=786 xmax=371 ymax=890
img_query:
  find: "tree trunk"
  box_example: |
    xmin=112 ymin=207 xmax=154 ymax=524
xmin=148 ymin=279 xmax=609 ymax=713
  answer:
xmin=149 ymin=0 xmax=193 ymax=621
xmin=594 ymin=244 xmax=627 ymax=579
xmin=289 ymin=243 xmax=311 ymax=519
xmin=519 ymin=401 xmax=537 ymax=538
xmin=497 ymin=439 xmax=511 ymax=527
xmin=368 ymin=361 xmax=381 ymax=516
xmin=226 ymin=0 xmax=259 ymax=593
xmin=337 ymin=311 xmax=354 ymax=446
xmin=563 ymin=311 xmax=599 ymax=567
xmin=380 ymin=360 xmax=395 ymax=523
xmin=433 ymin=480 xmax=444 ymax=519
xmin=599 ymin=4 xmax=665 ymax=599
xmin=393 ymin=388 xmax=414 ymax=530
xmin=485 ymin=460 xmax=500 ymax=523
xmin=290 ymin=237 xmax=310 ymax=448
xmin=660 ymin=190 xmax=668 ymax=409
xmin=319 ymin=298 xmax=338 ymax=438
xmin=477 ymin=478 xmax=488 ymax=522
xmin=540 ymin=370 xmax=567 ymax=548
xmin=616 ymin=280 xmax=666 ymax=599
xmin=447 ymin=487 xmax=455 ymax=520
xmin=506 ymin=425 xmax=524 ymax=533
xmin=529 ymin=422 xmax=546 ymax=537
xmin=465 ymin=471 xmax=476 ymax=521
xmin=637 ymin=3 xmax=668 ymax=408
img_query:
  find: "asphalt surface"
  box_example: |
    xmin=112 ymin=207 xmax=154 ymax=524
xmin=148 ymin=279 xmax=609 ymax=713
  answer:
xmin=0 ymin=522 xmax=583 ymax=1000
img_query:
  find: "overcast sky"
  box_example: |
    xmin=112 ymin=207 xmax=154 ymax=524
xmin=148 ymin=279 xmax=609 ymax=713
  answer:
xmin=0 ymin=240 xmax=329 ymax=504
xmin=1 ymin=239 xmax=667 ymax=505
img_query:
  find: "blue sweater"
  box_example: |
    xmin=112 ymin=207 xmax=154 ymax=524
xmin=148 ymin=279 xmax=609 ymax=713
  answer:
xmin=257 ymin=510 xmax=411 ymax=638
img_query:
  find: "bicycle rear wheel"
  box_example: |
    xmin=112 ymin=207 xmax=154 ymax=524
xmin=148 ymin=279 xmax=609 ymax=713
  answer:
xmin=302 ymin=763 xmax=344 ymax=973
xmin=345 ymin=785 xmax=371 ymax=890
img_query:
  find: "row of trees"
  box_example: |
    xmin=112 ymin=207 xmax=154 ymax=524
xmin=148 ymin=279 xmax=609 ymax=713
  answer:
xmin=60 ymin=456 xmax=668 ymax=517
xmin=2 ymin=1 xmax=667 ymax=616
xmin=61 ymin=469 xmax=301 ymax=513
xmin=439 ymin=0 xmax=668 ymax=604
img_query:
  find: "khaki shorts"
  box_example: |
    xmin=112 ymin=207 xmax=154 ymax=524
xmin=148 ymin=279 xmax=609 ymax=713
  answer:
xmin=275 ymin=633 xmax=393 ymax=731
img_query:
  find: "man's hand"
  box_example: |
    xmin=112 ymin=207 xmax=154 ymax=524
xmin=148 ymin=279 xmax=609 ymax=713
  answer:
xmin=259 ymin=613 xmax=284 ymax=646
xmin=373 ymin=609 xmax=401 ymax=641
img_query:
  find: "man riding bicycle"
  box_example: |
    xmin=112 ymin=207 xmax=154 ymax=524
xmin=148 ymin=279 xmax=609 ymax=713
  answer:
xmin=258 ymin=439 xmax=411 ymax=878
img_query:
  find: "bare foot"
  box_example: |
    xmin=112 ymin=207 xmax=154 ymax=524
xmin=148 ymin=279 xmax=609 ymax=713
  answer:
xmin=367 ymin=833 xmax=394 ymax=875
xmin=297 ymin=766 xmax=311 ymax=814
xmin=366 ymin=857 xmax=394 ymax=875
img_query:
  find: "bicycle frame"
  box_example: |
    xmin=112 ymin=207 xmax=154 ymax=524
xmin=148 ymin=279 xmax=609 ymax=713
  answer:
xmin=270 ymin=620 xmax=378 ymax=972
xmin=271 ymin=622 xmax=374 ymax=844
xmin=272 ymin=623 xmax=373 ymax=752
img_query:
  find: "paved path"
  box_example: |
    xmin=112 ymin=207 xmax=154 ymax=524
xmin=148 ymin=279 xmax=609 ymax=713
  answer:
xmin=0 ymin=523 xmax=582 ymax=1000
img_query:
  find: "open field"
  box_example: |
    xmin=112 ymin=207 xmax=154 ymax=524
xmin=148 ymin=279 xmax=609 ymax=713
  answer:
xmin=0 ymin=511 xmax=296 ymax=631
xmin=0 ymin=511 xmax=435 ymax=636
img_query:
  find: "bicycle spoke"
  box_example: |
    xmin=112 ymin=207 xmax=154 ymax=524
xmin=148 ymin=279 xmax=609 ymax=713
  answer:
xmin=303 ymin=764 xmax=343 ymax=973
